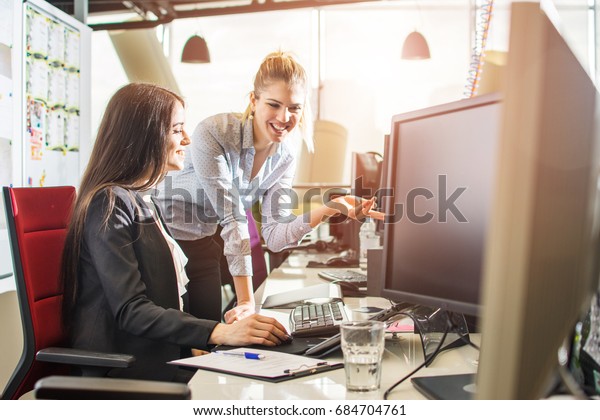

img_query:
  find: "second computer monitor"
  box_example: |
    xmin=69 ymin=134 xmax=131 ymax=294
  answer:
xmin=380 ymin=93 xmax=502 ymax=317
xmin=351 ymin=151 xmax=382 ymax=199
xmin=375 ymin=135 xmax=393 ymax=236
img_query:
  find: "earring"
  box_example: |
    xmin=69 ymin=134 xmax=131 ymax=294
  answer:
xmin=249 ymin=111 xmax=254 ymax=120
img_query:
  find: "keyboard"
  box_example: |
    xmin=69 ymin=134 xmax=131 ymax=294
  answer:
xmin=303 ymin=302 xmax=413 ymax=357
xmin=289 ymin=299 xmax=349 ymax=338
xmin=318 ymin=270 xmax=367 ymax=287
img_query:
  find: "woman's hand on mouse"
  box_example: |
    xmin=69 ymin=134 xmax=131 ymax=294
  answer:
xmin=208 ymin=314 xmax=290 ymax=346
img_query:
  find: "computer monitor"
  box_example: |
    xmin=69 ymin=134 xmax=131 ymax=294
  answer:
xmin=351 ymin=151 xmax=382 ymax=199
xmin=375 ymin=135 xmax=393 ymax=237
xmin=380 ymin=93 xmax=502 ymax=317
xmin=381 ymin=2 xmax=600 ymax=400
xmin=327 ymin=151 xmax=382 ymax=255
xmin=476 ymin=2 xmax=600 ymax=399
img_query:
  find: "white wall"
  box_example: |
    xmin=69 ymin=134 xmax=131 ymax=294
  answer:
xmin=321 ymin=3 xmax=472 ymax=176
xmin=91 ymin=1 xmax=474 ymax=184
xmin=0 ymin=290 xmax=22 ymax=396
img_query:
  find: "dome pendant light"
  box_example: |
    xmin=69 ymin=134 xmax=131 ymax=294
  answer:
xmin=181 ymin=34 xmax=211 ymax=64
xmin=401 ymin=30 xmax=431 ymax=60
xmin=402 ymin=0 xmax=431 ymax=60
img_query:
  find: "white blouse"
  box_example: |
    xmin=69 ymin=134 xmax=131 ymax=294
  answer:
xmin=155 ymin=113 xmax=312 ymax=277
xmin=144 ymin=195 xmax=189 ymax=311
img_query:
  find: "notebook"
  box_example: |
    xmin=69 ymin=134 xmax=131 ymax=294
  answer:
xmin=261 ymin=283 xmax=343 ymax=309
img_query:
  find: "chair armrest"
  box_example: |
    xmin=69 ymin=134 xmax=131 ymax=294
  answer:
xmin=36 ymin=347 xmax=135 ymax=369
xmin=34 ymin=376 xmax=191 ymax=400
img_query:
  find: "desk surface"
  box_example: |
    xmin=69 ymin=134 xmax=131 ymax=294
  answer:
xmin=188 ymin=253 xmax=480 ymax=400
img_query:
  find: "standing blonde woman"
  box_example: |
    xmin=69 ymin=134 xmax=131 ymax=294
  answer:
xmin=157 ymin=51 xmax=381 ymax=325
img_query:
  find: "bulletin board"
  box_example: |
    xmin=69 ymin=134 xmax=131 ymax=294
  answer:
xmin=23 ymin=0 xmax=88 ymax=188
xmin=0 ymin=0 xmax=16 ymax=195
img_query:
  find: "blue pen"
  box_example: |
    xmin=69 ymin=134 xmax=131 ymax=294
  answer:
xmin=215 ymin=351 xmax=265 ymax=360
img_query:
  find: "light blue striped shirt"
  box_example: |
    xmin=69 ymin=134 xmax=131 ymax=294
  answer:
xmin=155 ymin=113 xmax=312 ymax=277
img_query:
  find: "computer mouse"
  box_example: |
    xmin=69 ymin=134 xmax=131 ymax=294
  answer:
xmin=325 ymin=256 xmax=359 ymax=267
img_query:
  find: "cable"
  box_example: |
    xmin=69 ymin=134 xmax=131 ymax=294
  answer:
xmin=556 ymin=363 xmax=589 ymax=399
xmin=383 ymin=321 xmax=450 ymax=400
xmin=446 ymin=313 xmax=480 ymax=351
xmin=444 ymin=326 xmax=479 ymax=351
xmin=382 ymin=308 xmax=484 ymax=399
xmin=551 ymin=337 xmax=590 ymax=399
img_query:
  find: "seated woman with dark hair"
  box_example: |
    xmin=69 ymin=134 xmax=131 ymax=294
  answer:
xmin=61 ymin=83 xmax=288 ymax=383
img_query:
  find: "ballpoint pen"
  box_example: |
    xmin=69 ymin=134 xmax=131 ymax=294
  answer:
xmin=214 ymin=351 xmax=265 ymax=360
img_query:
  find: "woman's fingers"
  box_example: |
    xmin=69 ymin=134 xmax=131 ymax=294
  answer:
xmin=249 ymin=329 xmax=281 ymax=346
xmin=368 ymin=209 xmax=385 ymax=221
xmin=351 ymin=196 xmax=375 ymax=221
xmin=251 ymin=315 xmax=289 ymax=344
xmin=252 ymin=314 xmax=289 ymax=338
xmin=224 ymin=303 xmax=256 ymax=324
xmin=225 ymin=314 xmax=289 ymax=346
xmin=191 ymin=348 xmax=209 ymax=356
xmin=330 ymin=195 xmax=372 ymax=219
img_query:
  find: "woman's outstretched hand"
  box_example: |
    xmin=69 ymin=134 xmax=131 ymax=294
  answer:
xmin=330 ymin=196 xmax=385 ymax=221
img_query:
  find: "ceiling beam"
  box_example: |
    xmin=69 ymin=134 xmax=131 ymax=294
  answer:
xmin=156 ymin=1 xmax=178 ymax=18
xmin=89 ymin=0 xmax=380 ymax=31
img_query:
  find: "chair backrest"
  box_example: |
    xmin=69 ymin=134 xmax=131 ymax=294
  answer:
xmin=246 ymin=208 xmax=268 ymax=291
xmin=2 ymin=186 xmax=76 ymax=399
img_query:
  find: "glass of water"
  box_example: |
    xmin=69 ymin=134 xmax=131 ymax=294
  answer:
xmin=340 ymin=320 xmax=385 ymax=392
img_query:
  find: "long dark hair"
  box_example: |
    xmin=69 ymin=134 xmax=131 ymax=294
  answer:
xmin=61 ymin=82 xmax=185 ymax=326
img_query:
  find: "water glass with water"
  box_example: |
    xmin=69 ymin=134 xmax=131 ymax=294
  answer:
xmin=340 ymin=320 xmax=385 ymax=392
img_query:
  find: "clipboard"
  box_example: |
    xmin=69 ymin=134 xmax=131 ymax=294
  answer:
xmin=169 ymin=347 xmax=343 ymax=383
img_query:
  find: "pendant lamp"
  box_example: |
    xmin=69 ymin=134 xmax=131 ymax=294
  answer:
xmin=181 ymin=34 xmax=210 ymax=64
xmin=401 ymin=30 xmax=431 ymax=60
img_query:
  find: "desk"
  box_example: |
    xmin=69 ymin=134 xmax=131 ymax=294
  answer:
xmin=187 ymin=253 xmax=480 ymax=400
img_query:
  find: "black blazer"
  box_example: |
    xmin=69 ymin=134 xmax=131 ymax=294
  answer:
xmin=70 ymin=187 xmax=218 ymax=381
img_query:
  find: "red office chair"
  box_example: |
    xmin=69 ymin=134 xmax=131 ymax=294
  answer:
xmin=2 ymin=186 xmax=190 ymax=400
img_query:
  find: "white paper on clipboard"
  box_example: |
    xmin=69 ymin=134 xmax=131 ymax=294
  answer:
xmin=170 ymin=347 xmax=341 ymax=381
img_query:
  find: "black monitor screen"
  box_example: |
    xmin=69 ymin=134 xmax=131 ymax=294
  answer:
xmin=381 ymin=94 xmax=501 ymax=316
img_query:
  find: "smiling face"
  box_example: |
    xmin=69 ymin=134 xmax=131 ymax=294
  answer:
xmin=250 ymin=80 xmax=305 ymax=148
xmin=165 ymin=101 xmax=190 ymax=171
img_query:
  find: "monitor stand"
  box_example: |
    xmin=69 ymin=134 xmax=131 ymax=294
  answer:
xmin=396 ymin=305 xmax=471 ymax=366
xmin=394 ymin=305 xmax=477 ymax=400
